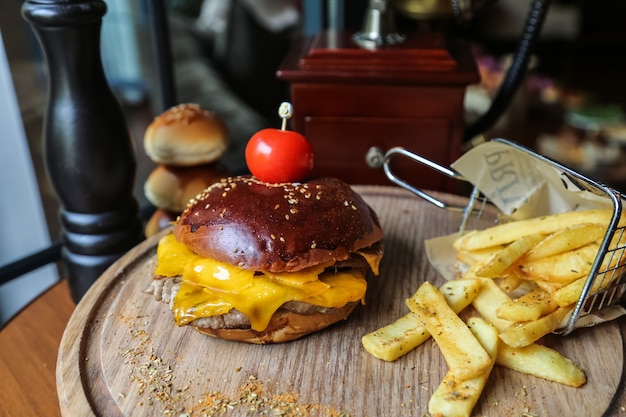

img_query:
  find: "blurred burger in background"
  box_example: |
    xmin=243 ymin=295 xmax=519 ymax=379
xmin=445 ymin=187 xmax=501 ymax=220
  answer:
xmin=142 ymin=103 xmax=230 ymax=237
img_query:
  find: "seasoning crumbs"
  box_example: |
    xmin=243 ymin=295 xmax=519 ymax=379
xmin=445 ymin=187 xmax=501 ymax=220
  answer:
xmin=116 ymin=313 xmax=352 ymax=417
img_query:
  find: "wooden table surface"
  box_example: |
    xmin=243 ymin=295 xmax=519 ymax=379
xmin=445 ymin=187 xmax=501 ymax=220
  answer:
xmin=0 ymin=280 xmax=74 ymax=417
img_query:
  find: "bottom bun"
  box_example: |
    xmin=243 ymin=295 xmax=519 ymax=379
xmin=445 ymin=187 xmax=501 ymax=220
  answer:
xmin=191 ymin=303 xmax=358 ymax=344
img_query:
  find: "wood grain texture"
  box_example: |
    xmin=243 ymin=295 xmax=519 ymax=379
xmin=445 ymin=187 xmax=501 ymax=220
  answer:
xmin=56 ymin=186 xmax=626 ymax=416
xmin=0 ymin=281 xmax=75 ymax=417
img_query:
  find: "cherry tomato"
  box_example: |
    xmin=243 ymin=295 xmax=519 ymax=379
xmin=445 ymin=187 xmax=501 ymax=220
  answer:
xmin=245 ymin=128 xmax=314 ymax=183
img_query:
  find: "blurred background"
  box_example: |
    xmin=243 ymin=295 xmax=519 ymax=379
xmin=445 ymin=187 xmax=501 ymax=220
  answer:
xmin=2 ymin=0 xmax=626 ymax=324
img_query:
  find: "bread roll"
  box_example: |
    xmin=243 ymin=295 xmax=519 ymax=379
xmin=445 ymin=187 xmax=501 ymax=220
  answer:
xmin=144 ymin=163 xmax=229 ymax=213
xmin=144 ymin=103 xmax=229 ymax=166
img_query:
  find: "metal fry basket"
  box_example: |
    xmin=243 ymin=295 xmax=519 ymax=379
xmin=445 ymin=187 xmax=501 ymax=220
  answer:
xmin=380 ymin=138 xmax=626 ymax=335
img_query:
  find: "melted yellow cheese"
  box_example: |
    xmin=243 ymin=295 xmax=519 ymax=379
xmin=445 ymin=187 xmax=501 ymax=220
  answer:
xmin=356 ymin=248 xmax=382 ymax=276
xmin=154 ymin=234 xmax=376 ymax=331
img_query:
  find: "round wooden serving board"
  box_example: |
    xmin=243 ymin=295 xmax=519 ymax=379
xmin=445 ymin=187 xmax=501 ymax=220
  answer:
xmin=57 ymin=186 xmax=626 ymax=417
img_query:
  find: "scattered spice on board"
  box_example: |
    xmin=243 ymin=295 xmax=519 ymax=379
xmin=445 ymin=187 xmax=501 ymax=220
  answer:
xmin=118 ymin=321 xmax=191 ymax=415
xmin=185 ymin=374 xmax=351 ymax=416
xmin=486 ymin=383 xmax=539 ymax=417
xmin=117 ymin=313 xmax=352 ymax=416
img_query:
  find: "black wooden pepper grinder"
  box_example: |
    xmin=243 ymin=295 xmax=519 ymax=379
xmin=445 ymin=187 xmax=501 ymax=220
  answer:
xmin=22 ymin=0 xmax=144 ymax=302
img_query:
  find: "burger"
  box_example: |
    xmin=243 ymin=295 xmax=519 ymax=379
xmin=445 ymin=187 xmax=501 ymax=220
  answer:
xmin=147 ymin=175 xmax=384 ymax=343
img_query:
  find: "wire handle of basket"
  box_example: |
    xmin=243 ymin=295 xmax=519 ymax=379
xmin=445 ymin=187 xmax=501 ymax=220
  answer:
xmin=367 ymin=146 xmax=479 ymax=215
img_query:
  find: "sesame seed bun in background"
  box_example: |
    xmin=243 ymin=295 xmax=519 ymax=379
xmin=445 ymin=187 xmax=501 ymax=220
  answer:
xmin=144 ymin=103 xmax=229 ymax=166
xmin=146 ymin=175 xmax=384 ymax=344
xmin=144 ymin=163 xmax=230 ymax=213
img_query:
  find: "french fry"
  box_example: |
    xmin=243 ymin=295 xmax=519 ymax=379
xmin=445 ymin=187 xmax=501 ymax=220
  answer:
xmin=534 ymin=279 xmax=567 ymax=295
xmin=496 ymin=288 xmax=558 ymax=322
xmin=496 ymin=341 xmax=586 ymax=387
xmin=399 ymin=279 xmax=484 ymax=318
xmin=456 ymin=245 xmax=506 ymax=266
xmin=362 ymin=279 xmax=482 ymax=361
xmin=471 ymin=269 xmax=572 ymax=348
xmin=498 ymin=307 xmax=570 ymax=348
xmin=428 ymin=317 xmax=498 ymax=417
xmin=498 ymin=273 xmax=524 ymax=293
xmin=424 ymin=278 xmax=483 ymax=314
xmin=517 ymin=243 xmax=600 ymax=283
xmin=551 ymin=277 xmax=585 ymax=307
xmin=471 ymin=278 xmax=516 ymax=332
xmin=459 ymin=261 xmax=485 ymax=281
xmin=551 ymin=271 xmax=617 ymax=307
xmin=360 ymin=311 xmax=427 ymax=362
xmin=525 ymin=223 xmax=606 ymax=261
xmin=410 ymin=282 xmax=492 ymax=379
xmin=476 ymin=233 xmax=545 ymax=278
xmin=454 ymin=209 xmax=614 ymax=252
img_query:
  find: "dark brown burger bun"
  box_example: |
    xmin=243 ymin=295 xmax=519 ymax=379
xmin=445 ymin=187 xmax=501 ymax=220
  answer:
xmin=173 ymin=176 xmax=384 ymax=273
xmin=144 ymin=162 xmax=230 ymax=213
xmin=144 ymin=103 xmax=229 ymax=166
